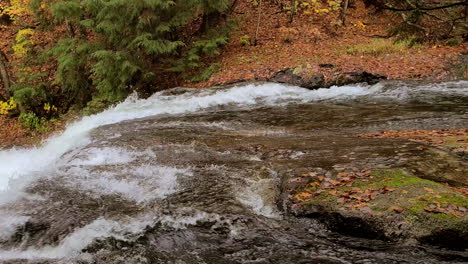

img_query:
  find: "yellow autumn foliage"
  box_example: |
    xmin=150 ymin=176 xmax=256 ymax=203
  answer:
xmin=12 ymin=28 xmax=35 ymax=58
xmin=0 ymin=0 xmax=31 ymax=19
xmin=0 ymin=97 xmax=17 ymax=115
xmin=297 ymin=0 xmax=343 ymax=15
xmin=43 ymin=103 xmax=57 ymax=113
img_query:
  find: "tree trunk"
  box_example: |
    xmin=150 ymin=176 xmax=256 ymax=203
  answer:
xmin=0 ymin=50 xmax=11 ymax=100
xmin=254 ymin=0 xmax=263 ymax=46
xmin=341 ymin=0 xmax=350 ymax=25
xmin=289 ymin=0 xmax=296 ymax=24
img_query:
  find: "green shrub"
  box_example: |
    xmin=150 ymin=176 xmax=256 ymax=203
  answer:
xmin=239 ymin=35 xmax=250 ymax=46
xmin=18 ymin=112 xmax=49 ymax=132
xmin=446 ymin=37 xmax=463 ymax=47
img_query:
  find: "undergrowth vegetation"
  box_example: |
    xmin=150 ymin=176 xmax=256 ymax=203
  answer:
xmin=1 ymin=0 xmax=234 ymax=128
xmin=341 ymin=38 xmax=420 ymax=56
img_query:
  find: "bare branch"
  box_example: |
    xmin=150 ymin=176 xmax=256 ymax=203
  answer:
xmin=382 ymin=1 xmax=467 ymax=12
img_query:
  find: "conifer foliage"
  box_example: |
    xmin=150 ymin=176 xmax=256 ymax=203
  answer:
xmin=31 ymin=0 xmax=231 ymax=106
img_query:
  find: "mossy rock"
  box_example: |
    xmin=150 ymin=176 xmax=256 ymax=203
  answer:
xmin=291 ymin=169 xmax=467 ymax=248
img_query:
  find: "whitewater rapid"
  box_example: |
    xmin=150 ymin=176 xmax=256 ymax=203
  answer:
xmin=0 ymin=81 xmax=467 ymax=195
xmin=0 ymin=81 xmax=466 ymax=262
xmin=0 ymin=83 xmax=379 ymax=192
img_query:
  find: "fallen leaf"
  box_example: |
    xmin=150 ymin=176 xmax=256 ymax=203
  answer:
xmin=424 ymin=187 xmax=434 ymax=194
xmin=450 ymin=211 xmax=462 ymax=218
xmin=337 ymin=172 xmax=347 ymax=178
xmin=294 ymin=192 xmax=312 ymax=200
xmin=383 ymin=186 xmax=396 ymax=192
xmin=329 ymin=180 xmax=341 ymax=185
xmin=389 ymin=206 xmax=404 ymax=213
xmin=352 ymin=203 xmax=366 ymax=208
xmin=310 ymin=181 xmax=321 ymax=186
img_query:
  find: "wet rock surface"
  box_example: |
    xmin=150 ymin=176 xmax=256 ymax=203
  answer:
xmin=0 ymin=81 xmax=467 ymax=263
xmin=269 ymin=67 xmax=386 ymax=89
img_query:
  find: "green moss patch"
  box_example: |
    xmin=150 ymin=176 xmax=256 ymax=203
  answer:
xmin=293 ymin=169 xmax=467 ymax=233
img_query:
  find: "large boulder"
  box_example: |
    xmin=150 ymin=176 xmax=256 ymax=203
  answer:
xmin=269 ymin=67 xmax=387 ymax=89
xmin=331 ymin=70 xmax=387 ymax=86
xmin=284 ymin=168 xmax=468 ymax=249
xmin=269 ymin=67 xmax=326 ymax=89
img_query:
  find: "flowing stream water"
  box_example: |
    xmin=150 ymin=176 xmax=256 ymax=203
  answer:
xmin=0 ymin=81 xmax=467 ymax=263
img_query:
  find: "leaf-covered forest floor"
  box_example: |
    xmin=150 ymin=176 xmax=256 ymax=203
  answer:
xmin=190 ymin=0 xmax=467 ymax=87
xmin=0 ymin=0 xmax=467 ymax=148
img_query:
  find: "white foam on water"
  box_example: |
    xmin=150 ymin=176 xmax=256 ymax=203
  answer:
xmin=159 ymin=211 xmax=214 ymax=229
xmin=0 ymin=210 xmax=237 ymax=261
xmin=0 ymin=217 xmax=151 ymax=260
xmin=376 ymin=80 xmax=468 ymax=101
xmin=158 ymin=209 xmax=244 ymax=237
xmin=0 ymin=215 xmax=29 ymax=241
xmin=237 ymin=177 xmax=281 ymax=219
xmin=58 ymin=161 xmax=191 ymax=203
xmin=414 ymin=81 xmax=468 ymax=94
xmin=84 ymin=165 xmax=190 ymax=203
xmin=67 ymin=147 xmax=137 ymax=166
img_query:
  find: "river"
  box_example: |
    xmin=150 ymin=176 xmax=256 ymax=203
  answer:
xmin=0 ymin=81 xmax=467 ymax=263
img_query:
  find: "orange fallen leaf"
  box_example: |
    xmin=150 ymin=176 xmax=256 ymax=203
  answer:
xmin=450 ymin=211 xmax=462 ymax=218
xmin=337 ymin=173 xmax=347 ymax=178
xmin=424 ymin=187 xmax=434 ymax=194
xmin=352 ymin=203 xmax=366 ymax=208
xmin=389 ymin=206 xmax=404 ymax=213
xmin=310 ymin=181 xmax=321 ymax=186
xmin=294 ymin=192 xmax=312 ymax=200
xmin=329 ymin=180 xmax=341 ymax=185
